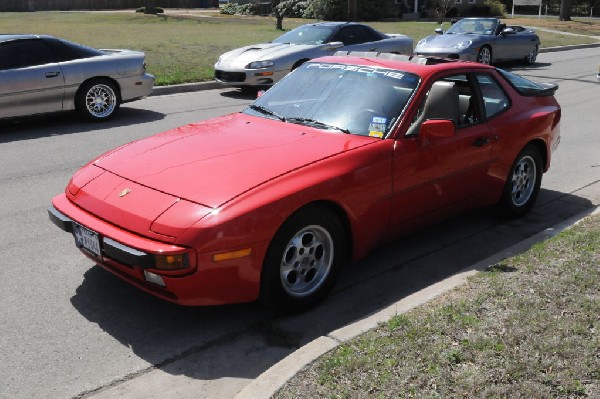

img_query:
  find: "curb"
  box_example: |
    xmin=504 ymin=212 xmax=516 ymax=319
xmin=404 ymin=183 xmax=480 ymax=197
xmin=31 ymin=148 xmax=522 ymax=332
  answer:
xmin=150 ymin=80 xmax=223 ymax=96
xmin=234 ymin=205 xmax=600 ymax=399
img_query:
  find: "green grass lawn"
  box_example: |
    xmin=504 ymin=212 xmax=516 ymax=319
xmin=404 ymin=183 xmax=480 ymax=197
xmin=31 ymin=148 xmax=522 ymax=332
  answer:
xmin=275 ymin=213 xmax=600 ymax=398
xmin=1 ymin=11 xmax=599 ymax=85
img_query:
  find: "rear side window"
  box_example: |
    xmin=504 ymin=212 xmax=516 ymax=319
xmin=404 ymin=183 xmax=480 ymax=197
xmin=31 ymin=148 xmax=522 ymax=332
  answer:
xmin=0 ymin=39 xmax=55 ymax=70
xmin=43 ymin=37 xmax=102 ymax=62
xmin=476 ymin=74 xmax=510 ymax=119
xmin=497 ymin=68 xmax=558 ymax=97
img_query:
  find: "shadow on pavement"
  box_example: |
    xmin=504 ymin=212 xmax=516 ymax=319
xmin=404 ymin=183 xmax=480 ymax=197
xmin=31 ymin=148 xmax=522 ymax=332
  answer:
xmin=69 ymin=188 xmax=594 ymax=386
xmin=0 ymin=107 xmax=165 ymax=144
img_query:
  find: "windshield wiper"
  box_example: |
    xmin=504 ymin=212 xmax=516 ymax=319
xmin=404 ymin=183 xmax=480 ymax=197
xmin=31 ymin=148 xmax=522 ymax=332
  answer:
xmin=287 ymin=117 xmax=350 ymax=133
xmin=248 ymin=104 xmax=286 ymax=122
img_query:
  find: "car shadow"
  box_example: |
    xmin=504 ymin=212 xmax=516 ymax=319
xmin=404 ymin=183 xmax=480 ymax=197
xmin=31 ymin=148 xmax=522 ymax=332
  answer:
xmin=69 ymin=188 xmax=594 ymax=389
xmin=219 ymin=88 xmax=261 ymax=100
xmin=0 ymin=107 xmax=165 ymax=144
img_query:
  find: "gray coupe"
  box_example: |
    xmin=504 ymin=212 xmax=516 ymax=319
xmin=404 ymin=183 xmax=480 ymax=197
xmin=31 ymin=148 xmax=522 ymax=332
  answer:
xmin=0 ymin=34 xmax=154 ymax=122
xmin=214 ymin=22 xmax=413 ymax=89
xmin=414 ymin=18 xmax=540 ymax=65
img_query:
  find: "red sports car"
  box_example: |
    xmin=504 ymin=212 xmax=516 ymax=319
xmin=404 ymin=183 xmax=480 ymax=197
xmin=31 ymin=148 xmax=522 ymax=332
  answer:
xmin=49 ymin=53 xmax=561 ymax=312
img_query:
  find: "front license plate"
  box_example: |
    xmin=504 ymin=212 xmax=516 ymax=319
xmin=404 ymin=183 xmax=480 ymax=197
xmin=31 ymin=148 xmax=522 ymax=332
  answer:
xmin=73 ymin=223 xmax=102 ymax=258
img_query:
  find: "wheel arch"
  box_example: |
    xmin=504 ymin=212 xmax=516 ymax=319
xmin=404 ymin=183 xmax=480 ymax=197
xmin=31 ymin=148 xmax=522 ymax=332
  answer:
xmin=274 ymin=200 xmax=354 ymax=259
xmin=526 ymin=138 xmax=549 ymax=172
xmin=292 ymin=58 xmax=310 ymax=70
xmin=76 ymin=76 xmax=122 ymax=104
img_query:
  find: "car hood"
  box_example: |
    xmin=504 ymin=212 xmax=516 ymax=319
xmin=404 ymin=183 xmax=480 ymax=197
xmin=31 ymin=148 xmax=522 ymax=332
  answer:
xmin=92 ymin=113 xmax=374 ymax=209
xmin=216 ymin=42 xmax=318 ymax=68
xmin=416 ymin=33 xmax=484 ymax=50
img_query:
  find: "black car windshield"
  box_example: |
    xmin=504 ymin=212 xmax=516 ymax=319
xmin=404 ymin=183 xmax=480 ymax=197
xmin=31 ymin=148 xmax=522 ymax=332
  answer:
xmin=244 ymin=61 xmax=420 ymax=138
xmin=446 ymin=18 xmax=498 ymax=35
xmin=272 ymin=25 xmax=336 ymax=45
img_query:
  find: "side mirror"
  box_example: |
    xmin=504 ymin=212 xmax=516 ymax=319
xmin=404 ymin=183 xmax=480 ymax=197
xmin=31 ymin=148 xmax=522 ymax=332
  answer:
xmin=434 ymin=28 xmax=443 ymax=34
xmin=501 ymin=27 xmax=516 ymax=35
xmin=326 ymin=41 xmax=344 ymax=50
xmin=420 ymin=119 xmax=456 ymax=139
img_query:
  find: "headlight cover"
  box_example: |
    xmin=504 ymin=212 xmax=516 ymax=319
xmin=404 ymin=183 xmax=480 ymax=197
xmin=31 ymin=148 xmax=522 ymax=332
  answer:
xmin=416 ymin=38 xmax=427 ymax=48
xmin=246 ymin=60 xmax=274 ymax=69
xmin=452 ymin=40 xmax=473 ymax=50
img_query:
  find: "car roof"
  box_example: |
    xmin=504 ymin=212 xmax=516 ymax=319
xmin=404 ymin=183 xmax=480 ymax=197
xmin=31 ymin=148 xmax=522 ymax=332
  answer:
xmin=306 ymin=22 xmax=365 ymax=28
xmin=312 ymin=52 xmax=496 ymax=79
xmin=0 ymin=34 xmax=53 ymax=42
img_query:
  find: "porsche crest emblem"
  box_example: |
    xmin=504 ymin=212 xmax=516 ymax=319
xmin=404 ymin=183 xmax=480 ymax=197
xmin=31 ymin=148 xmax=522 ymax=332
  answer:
xmin=119 ymin=188 xmax=131 ymax=198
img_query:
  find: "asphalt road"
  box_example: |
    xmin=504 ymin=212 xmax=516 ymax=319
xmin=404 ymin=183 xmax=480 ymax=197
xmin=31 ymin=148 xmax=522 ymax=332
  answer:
xmin=1 ymin=48 xmax=599 ymax=399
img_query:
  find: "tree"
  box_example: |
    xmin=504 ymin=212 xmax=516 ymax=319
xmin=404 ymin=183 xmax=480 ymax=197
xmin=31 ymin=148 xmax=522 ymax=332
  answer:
xmin=434 ymin=0 xmax=454 ymax=23
xmin=145 ymin=0 xmax=157 ymax=14
xmin=272 ymin=0 xmax=299 ymax=30
xmin=559 ymin=0 xmax=573 ymax=20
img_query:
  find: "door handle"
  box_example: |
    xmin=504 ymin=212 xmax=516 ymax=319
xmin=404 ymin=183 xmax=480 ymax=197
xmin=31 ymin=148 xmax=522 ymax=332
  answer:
xmin=472 ymin=136 xmax=490 ymax=147
xmin=45 ymin=71 xmax=60 ymax=78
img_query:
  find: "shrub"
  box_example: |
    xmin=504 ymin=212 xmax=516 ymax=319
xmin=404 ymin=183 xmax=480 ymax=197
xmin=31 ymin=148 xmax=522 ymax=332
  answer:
xmin=135 ymin=6 xmax=164 ymax=13
xmin=219 ymin=2 xmax=257 ymax=15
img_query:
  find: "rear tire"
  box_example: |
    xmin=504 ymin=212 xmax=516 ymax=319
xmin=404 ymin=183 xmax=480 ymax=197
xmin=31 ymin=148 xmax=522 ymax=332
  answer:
xmin=76 ymin=79 xmax=120 ymax=122
xmin=500 ymin=145 xmax=543 ymax=217
xmin=260 ymin=206 xmax=347 ymax=313
xmin=524 ymin=45 xmax=538 ymax=65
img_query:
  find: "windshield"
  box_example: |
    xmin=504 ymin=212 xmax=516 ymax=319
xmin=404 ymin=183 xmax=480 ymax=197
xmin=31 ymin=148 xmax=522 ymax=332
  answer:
xmin=272 ymin=25 xmax=336 ymax=45
xmin=446 ymin=19 xmax=498 ymax=35
xmin=244 ymin=61 xmax=420 ymax=138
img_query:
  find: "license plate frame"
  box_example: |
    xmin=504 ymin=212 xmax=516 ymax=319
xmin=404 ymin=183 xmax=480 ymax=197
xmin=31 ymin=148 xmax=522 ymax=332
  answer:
xmin=73 ymin=223 xmax=102 ymax=259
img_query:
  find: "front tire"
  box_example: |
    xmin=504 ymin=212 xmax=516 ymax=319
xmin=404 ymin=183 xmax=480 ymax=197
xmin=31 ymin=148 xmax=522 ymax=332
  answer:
xmin=76 ymin=79 xmax=120 ymax=122
xmin=477 ymin=46 xmax=492 ymax=65
xmin=500 ymin=145 xmax=543 ymax=217
xmin=260 ymin=206 xmax=348 ymax=313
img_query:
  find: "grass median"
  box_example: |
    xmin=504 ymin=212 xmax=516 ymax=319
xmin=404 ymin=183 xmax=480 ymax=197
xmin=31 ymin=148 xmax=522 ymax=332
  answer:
xmin=2 ymin=11 xmax=599 ymax=86
xmin=275 ymin=213 xmax=600 ymax=398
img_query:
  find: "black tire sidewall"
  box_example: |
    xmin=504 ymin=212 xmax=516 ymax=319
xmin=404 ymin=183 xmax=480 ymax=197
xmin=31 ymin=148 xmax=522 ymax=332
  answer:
xmin=501 ymin=145 xmax=543 ymax=217
xmin=76 ymin=79 xmax=120 ymax=122
xmin=478 ymin=46 xmax=492 ymax=64
xmin=260 ymin=207 xmax=347 ymax=313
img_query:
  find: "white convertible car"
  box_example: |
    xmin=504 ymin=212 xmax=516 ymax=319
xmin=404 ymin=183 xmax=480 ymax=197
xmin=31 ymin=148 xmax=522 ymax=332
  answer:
xmin=214 ymin=22 xmax=413 ymax=90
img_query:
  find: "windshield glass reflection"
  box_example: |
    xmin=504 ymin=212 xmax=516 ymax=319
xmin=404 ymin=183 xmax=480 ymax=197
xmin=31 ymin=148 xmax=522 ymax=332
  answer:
xmin=244 ymin=62 xmax=420 ymax=138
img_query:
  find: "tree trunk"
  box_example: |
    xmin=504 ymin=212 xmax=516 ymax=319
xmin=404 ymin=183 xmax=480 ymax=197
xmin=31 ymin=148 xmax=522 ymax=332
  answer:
xmin=145 ymin=0 xmax=157 ymax=14
xmin=276 ymin=15 xmax=284 ymax=30
xmin=559 ymin=0 xmax=573 ymax=21
xmin=347 ymin=0 xmax=357 ymax=21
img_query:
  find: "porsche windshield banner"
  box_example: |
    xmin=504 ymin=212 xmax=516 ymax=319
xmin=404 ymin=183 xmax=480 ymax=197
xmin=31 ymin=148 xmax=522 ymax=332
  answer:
xmin=306 ymin=63 xmax=406 ymax=80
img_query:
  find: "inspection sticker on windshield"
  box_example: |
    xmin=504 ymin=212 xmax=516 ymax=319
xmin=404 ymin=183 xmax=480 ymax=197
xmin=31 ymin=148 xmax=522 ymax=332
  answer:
xmin=368 ymin=116 xmax=387 ymax=138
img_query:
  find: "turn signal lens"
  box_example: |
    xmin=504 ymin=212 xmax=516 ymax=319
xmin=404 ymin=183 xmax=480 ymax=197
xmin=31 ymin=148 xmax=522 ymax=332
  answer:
xmin=154 ymin=253 xmax=189 ymax=270
xmin=212 ymin=248 xmax=252 ymax=262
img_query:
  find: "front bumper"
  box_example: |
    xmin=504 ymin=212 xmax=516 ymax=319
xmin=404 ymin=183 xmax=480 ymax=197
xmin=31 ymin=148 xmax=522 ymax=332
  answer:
xmin=214 ymin=67 xmax=289 ymax=87
xmin=49 ymin=194 xmax=263 ymax=306
xmin=414 ymin=48 xmax=478 ymax=62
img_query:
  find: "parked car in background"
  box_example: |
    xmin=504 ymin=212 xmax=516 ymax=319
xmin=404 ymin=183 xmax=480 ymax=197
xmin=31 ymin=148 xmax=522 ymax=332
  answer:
xmin=0 ymin=34 xmax=154 ymax=122
xmin=214 ymin=22 xmax=413 ymax=90
xmin=49 ymin=53 xmax=560 ymax=312
xmin=414 ymin=18 xmax=540 ymax=65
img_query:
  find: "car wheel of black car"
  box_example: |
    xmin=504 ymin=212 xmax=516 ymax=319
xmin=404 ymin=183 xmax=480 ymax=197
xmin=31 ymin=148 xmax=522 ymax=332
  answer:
xmin=500 ymin=145 xmax=543 ymax=217
xmin=524 ymin=45 xmax=538 ymax=65
xmin=260 ymin=206 xmax=348 ymax=313
xmin=76 ymin=79 xmax=120 ymax=122
xmin=477 ymin=46 xmax=492 ymax=65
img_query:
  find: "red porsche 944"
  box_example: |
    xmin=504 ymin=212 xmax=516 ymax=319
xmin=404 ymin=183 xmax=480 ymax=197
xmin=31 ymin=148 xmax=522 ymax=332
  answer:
xmin=49 ymin=53 xmax=561 ymax=312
